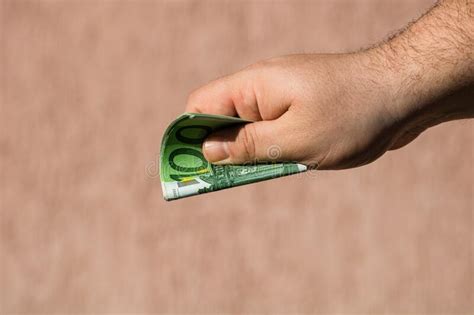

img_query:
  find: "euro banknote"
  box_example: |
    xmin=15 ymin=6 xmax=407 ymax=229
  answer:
xmin=160 ymin=113 xmax=307 ymax=200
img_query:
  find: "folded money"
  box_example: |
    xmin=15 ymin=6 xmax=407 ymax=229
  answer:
xmin=160 ymin=113 xmax=307 ymax=200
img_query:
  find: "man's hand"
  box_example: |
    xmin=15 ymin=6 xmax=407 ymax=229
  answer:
xmin=187 ymin=53 xmax=404 ymax=169
xmin=186 ymin=0 xmax=473 ymax=170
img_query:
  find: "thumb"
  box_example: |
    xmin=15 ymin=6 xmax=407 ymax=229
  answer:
xmin=202 ymin=119 xmax=291 ymax=164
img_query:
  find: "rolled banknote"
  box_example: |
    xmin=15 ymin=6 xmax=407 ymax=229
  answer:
xmin=160 ymin=113 xmax=307 ymax=200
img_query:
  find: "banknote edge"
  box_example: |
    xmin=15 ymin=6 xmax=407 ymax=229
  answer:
xmin=163 ymin=162 xmax=308 ymax=201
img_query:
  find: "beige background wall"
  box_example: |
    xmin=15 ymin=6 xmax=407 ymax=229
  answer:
xmin=1 ymin=0 xmax=473 ymax=313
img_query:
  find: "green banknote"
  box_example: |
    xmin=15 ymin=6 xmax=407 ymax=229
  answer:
xmin=160 ymin=113 xmax=307 ymax=201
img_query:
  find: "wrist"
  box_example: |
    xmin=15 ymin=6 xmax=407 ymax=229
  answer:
xmin=359 ymin=40 xmax=473 ymax=140
xmin=351 ymin=48 xmax=412 ymax=122
xmin=365 ymin=0 xmax=474 ymax=120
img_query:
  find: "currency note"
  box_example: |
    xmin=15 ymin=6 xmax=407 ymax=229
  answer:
xmin=160 ymin=113 xmax=307 ymax=200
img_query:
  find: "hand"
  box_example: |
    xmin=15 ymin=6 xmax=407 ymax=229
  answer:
xmin=187 ymin=53 xmax=406 ymax=170
xmin=186 ymin=0 xmax=473 ymax=170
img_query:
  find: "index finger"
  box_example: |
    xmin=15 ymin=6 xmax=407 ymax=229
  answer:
xmin=186 ymin=76 xmax=238 ymax=117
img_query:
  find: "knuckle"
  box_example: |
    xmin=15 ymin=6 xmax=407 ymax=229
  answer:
xmin=242 ymin=61 xmax=263 ymax=72
xmin=246 ymin=58 xmax=276 ymax=70
xmin=233 ymin=85 xmax=254 ymax=108
xmin=186 ymin=89 xmax=200 ymax=106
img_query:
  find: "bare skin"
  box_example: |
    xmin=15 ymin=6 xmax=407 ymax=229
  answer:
xmin=186 ymin=0 xmax=473 ymax=170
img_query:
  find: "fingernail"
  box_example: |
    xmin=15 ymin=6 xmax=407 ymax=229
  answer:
xmin=203 ymin=140 xmax=229 ymax=163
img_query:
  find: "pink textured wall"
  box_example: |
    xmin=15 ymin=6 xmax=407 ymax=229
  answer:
xmin=1 ymin=0 xmax=473 ymax=312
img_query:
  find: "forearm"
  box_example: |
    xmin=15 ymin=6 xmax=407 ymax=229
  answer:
xmin=369 ymin=0 xmax=473 ymax=120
